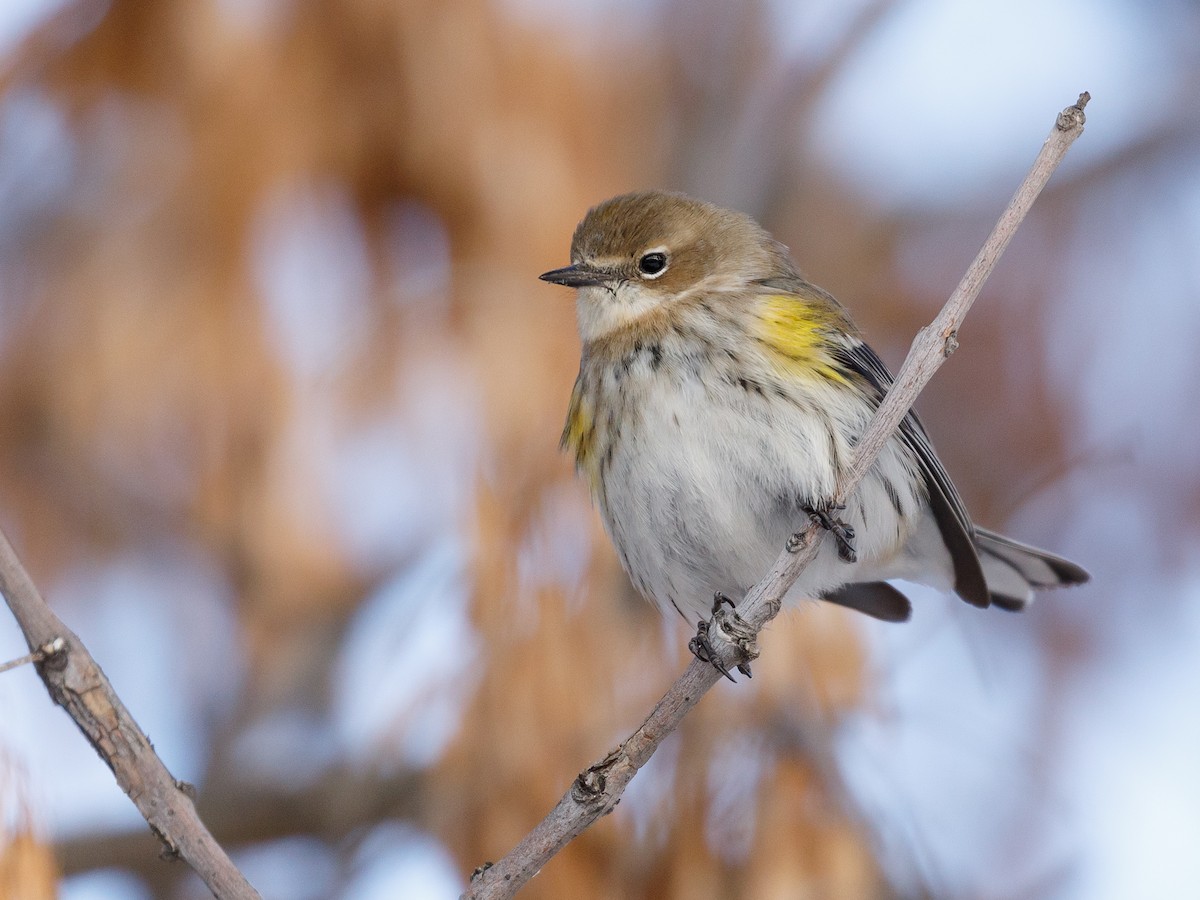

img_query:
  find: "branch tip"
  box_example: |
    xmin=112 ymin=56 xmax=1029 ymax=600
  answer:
xmin=1057 ymin=92 xmax=1089 ymax=131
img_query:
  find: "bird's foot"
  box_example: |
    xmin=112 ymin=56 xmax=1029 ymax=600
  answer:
xmin=803 ymin=502 xmax=857 ymax=563
xmin=688 ymin=593 xmax=757 ymax=681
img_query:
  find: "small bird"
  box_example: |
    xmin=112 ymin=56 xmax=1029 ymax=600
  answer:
xmin=541 ymin=191 xmax=1088 ymax=628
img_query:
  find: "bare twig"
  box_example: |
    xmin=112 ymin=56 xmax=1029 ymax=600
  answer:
xmin=0 ymin=529 xmax=261 ymax=899
xmin=53 ymin=763 xmax=424 ymax=890
xmin=0 ymin=637 xmax=64 ymax=675
xmin=465 ymin=92 xmax=1089 ymax=899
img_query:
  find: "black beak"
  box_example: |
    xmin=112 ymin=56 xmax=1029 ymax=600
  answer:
xmin=539 ymin=263 xmax=610 ymax=288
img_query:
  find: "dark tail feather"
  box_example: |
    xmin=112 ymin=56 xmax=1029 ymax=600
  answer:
xmin=974 ymin=527 xmax=1090 ymax=611
xmin=822 ymin=581 xmax=912 ymax=622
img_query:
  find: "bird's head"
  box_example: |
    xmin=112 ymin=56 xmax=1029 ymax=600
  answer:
xmin=541 ymin=191 xmax=795 ymax=342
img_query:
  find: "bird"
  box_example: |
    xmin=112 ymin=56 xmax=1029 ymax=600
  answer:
xmin=541 ymin=190 xmax=1088 ymax=629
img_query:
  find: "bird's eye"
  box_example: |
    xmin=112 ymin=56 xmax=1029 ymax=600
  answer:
xmin=637 ymin=252 xmax=668 ymax=278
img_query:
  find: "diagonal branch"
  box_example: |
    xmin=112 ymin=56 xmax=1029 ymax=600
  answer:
xmin=465 ymin=91 xmax=1090 ymax=900
xmin=0 ymin=530 xmax=261 ymax=899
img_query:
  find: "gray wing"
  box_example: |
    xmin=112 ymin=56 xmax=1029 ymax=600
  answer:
xmin=831 ymin=337 xmax=991 ymax=608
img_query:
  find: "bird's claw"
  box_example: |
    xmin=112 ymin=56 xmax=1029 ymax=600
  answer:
xmin=689 ymin=621 xmax=737 ymax=682
xmin=804 ymin=502 xmax=857 ymax=563
xmin=688 ymin=593 xmax=756 ymax=681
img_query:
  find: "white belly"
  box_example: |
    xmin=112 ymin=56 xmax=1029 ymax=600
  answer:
xmin=596 ymin=368 xmax=941 ymax=621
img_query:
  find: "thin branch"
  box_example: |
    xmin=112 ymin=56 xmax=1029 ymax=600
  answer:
xmin=54 ymin=764 xmax=424 ymax=891
xmin=0 ymin=530 xmax=261 ymax=899
xmin=0 ymin=637 xmax=63 ymax=675
xmin=465 ymin=91 xmax=1089 ymax=899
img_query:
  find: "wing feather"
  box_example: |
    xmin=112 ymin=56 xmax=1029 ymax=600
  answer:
xmin=752 ymin=277 xmax=990 ymax=608
xmin=830 ymin=336 xmax=990 ymax=608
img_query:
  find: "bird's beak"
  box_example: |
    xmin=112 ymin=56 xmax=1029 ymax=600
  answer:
xmin=539 ymin=263 xmax=610 ymax=288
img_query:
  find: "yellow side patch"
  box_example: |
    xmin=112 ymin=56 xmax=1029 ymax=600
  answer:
xmin=756 ymin=294 xmax=847 ymax=384
xmin=562 ymin=382 xmax=597 ymax=472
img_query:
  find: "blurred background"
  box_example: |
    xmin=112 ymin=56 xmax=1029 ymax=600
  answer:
xmin=0 ymin=0 xmax=1196 ymax=897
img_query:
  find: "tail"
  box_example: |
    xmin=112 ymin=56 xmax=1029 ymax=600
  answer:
xmin=974 ymin=528 xmax=1090 ymax=611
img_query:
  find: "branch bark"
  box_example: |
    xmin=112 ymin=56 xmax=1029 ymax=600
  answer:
xmin=0 ymin=530 xmax=261 ymax=899
xmin=465 ymin=91 xmax=1090 ymax=899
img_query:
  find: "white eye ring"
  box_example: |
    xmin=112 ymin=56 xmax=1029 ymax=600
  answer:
xmin=637 ymin=248 xmax=669 ymax=279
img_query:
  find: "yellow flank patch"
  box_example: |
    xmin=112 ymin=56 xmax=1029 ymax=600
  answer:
xmin=756 ymin=294 xmax=847 ymax=384
xmin=562 ymin=382 xmax=598 ymax=473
